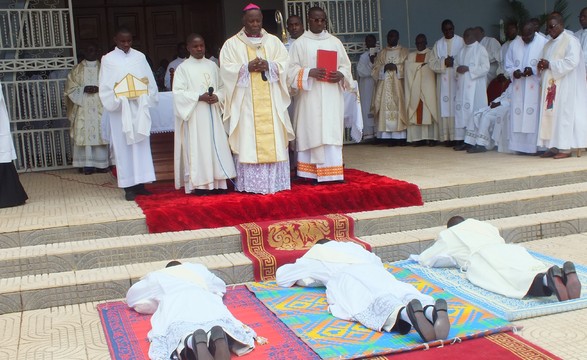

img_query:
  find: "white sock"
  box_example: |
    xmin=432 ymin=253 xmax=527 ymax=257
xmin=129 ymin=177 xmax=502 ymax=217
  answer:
xmin=543 ymin=274 xmax=549 ymax=287
xmin=425 ymin=306 xmax=434 ymax=322
xmin=400 ymin=308 xmax=412 ymax=325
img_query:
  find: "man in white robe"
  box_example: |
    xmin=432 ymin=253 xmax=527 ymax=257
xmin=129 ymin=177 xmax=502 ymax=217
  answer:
xmin=99 ymin=27 xmax=158 ymax=201
xmin=126 ymin=261 xmax=256 ymax=360
xmin=475 ymin=27 xmax=502 ymax=83
xmin=164 ymin=42 xmax=189 ymax=91
xmin=288 ymin=6 xmax=353 ymax=183
xmin=357 ymin=34 xmax=378 ymax=140
xmin=0 ymin=82 xmax=28 ymax=208
xmin=276 ymin=240 xmax=451 ymax=343
xmin=285 ymin=15 xmax=303 ymax=52
xmin=453 ymin=28 xmax=489 ymax=151
xmin=220 ymin=4 xmax=294 ymax=194
xmin=464 ymin=84 xmax=512 ymax=153
xmin=416 ymin=216 xmax=581 ymax=301
xmin=405 ymin=34 xmax=439 ymax=145
xmin=371 ymin=29 xmax=409 ymax=143
xmin=504 ymin=21 xmax=547 ymax=154
xmin=575 ymin=7 xmax=587 ymax=74
xmin=65 ymin=44 xmax=109 ymax=174
xmin=537 ymin=13 xmax=587 ymax=159
xmin=429 ymin=19 xmax=465 ymax=143
xmin=496 ymin=22 xmax=519 ymax=79
xmin=173 ymin=34 xmax=236 ymax=195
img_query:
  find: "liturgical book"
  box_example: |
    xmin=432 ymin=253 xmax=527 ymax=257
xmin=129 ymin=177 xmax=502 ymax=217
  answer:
xmin=317 ymin=49 xmax=338 ymax=74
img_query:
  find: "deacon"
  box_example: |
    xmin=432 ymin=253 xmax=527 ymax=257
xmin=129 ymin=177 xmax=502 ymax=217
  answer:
xmin=288 ymin=6 xmax=353 ymax=183
xmin=99 ymin=27 xmax=158 ymax=201
xmin=276 ymin=240 xmax=451 ymax=343
xmin=127 ymin=261 xmax=257 ymax=359
xmin=496 ymin=22 xmax=519 ymax=79
xmin=474 ymin=26 xmax=501 ymax=82
xmin=356 ymin=34 xmax=378 ymax=140
xmin=220 ymin=3 xmax=294 ymax=194
xmin=504 ymin=21 xmax=547 ymax=154
xmin=285 ymin=15 xmax=304 ymax=51
xmin=0 ymin=82 xmax=28 ymax=208
xmin=537 ymin=13 xmax=587 ymax=159
xmin=172 ymin=34 xmax=236 ymax=195
xmin=64 ymin=44 xmax=110 ymax=175
xmin=416 ymin=216 xmax=581 ymax=301
xmin=453 ymin=28 xmax=489 ymax=151
xmin=371 ymin=29 xmax=409 ymax=144
xmin=429 ymin=19 xmax=465 ymax=144
xmin=404 ymin=34 xmax=439 ymax=146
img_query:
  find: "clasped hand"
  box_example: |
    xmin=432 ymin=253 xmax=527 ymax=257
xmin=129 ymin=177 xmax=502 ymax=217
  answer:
xmin=199 ymin=93 xmax=218 ymax=104
xmin=309 ymin=68 xmax=344 ymax=83
xmin=248 ymin=57 xmax=268 ymax=73
xmin=84 ymin=85 xmax=99 ymax=94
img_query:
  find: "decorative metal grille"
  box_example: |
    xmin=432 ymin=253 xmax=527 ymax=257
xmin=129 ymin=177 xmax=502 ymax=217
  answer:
xmin=1 ymin=0 xmax=76 ymax=172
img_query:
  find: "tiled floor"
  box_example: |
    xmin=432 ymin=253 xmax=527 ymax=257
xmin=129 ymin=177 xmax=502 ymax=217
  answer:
xmin=2 ymin=144 xmax=587 ymax=359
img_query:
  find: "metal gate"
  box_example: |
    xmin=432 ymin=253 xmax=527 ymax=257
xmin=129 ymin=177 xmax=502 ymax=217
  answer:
xmin=0 ymin=0 xmax=76 ymax=172
xmin=283 ymin=0 xmax=382 ymax=72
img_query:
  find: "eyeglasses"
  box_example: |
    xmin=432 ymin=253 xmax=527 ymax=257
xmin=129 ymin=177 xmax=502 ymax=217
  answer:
xmin=548 ymin=23 xmax=559 ymax=29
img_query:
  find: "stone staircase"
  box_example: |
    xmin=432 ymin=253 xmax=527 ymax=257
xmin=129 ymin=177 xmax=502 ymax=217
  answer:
xmin=2 ymin=169 xmax=587 ymax=314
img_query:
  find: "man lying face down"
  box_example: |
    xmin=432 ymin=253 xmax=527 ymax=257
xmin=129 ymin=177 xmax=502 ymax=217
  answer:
xmin=417 ymin=216 xmax=581 ymax=302
xmin=276 ymin=239 xmax=451 ymax=343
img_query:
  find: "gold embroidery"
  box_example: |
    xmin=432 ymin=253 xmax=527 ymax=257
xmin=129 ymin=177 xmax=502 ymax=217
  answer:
xmin=267 ymin=219 xmax=331 ymax=250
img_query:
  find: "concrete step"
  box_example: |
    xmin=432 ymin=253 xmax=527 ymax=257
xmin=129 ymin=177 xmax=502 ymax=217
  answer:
xmin=2 ymin=183 xmax=587 ymax=279
xmin=2 ymin=168 xmax=587 ymax=250
xmin=1 ymin=209 xmax=586 ymax=314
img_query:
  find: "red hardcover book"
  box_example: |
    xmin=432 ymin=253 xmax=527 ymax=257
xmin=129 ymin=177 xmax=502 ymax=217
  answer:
xmin=317 ymin=49 xmax=338 ymax=73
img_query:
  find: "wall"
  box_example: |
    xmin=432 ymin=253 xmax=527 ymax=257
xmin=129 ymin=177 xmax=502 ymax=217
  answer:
xmin=223 ymin=0 xmax=286 ymax=38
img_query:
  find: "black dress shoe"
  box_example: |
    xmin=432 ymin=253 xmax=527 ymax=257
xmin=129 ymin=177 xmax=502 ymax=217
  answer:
xmin=467 ymin=145 xmax=487 ymax=153
xmin=563 ymin=261 xmax=581 ymax=300
xmin=453 ymin=143 xmax=470 ymax=151
xmin=432 ymin=298 xmax=450 ymax=340
xmin=547 ymin=265 xmax=569 ymax=301
xmin=406 ymin=299 xmax=436 ymax=342
xmin=134 ymin=184 xmax=152 ymax=195
xmin=124 ymin=191 xmax=137 ymax=201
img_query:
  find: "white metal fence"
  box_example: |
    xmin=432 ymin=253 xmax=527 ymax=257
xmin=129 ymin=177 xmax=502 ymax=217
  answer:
xmin=1 ymin=0 xmax=76 ymax=172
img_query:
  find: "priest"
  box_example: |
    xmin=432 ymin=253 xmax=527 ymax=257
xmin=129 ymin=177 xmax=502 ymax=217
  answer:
xmin=220 ymin=3 xmax=294 ymax=194
xmin=172 ymin=34 xmax=236 ymax=195
xmin=99 ymin=27 xmax=158 ymax=201
xmin=288 ymin=6 xmax=353 ymax=183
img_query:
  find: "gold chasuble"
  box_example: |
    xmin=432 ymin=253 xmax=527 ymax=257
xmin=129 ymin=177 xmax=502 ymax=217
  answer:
xmin=245 ymin=45 xmax=277 ymax=163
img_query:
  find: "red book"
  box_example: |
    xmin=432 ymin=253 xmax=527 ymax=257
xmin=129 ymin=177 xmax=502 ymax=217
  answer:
xmin=317 ymin=49 xmax=338 ymax=73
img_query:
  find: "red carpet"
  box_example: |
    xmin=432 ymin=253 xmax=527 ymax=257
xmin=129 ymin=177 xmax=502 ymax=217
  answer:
xmin=136 ymin=169 xmax=423 ymax=233
xmin=238 ymin=214 xmax=370 ymax=281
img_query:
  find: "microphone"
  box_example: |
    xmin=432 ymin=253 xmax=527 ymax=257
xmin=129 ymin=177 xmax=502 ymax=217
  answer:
xmin=208 ymin=87 xmax=214 ymax=96
xmin=261 ymin=71 xmax=268 ymax=81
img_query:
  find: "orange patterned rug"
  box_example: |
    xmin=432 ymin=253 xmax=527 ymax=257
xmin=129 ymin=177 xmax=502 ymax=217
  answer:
xmin=237 ymin=214 xmax=370 ymax=281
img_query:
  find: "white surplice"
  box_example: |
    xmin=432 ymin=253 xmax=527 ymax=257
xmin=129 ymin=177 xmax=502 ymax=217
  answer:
xmin=480 ymin=36 xmax=502 ymax=82
xmin=357 ymin=50 xmax=376 ymax=139
xmin=417 ymin=219 xmax=550 ymax=299
xmin=404 ymin=48 xmax=439 ymax=142
xmin=126 ymin=263 xmax=256 ymax=360
xmin=504 ymin=34 xmax=547 ymax=153
xmin=288 ymin=30 xmax=353 ymax=182
xmin=454 ymin=42 xmax=489 ymax=140
xmin=172 ymin=57 xmax=236 ymax=193
xmin=98 ymin=47 xmax=158 ymax=188
xmin=276 ymin=242 xmax=433 ymax=332
xmin=538 ymin=31 xmax=587 ymax=150
xmin=429 ymin=35 xmax=465 ymax=141
xmin=220 ymin=28 xmax=294 ymax=194
xmin=165 ymin=57 xmax=187 ymax=90
xmin=575 ymin=28 xmax=587 ymax=73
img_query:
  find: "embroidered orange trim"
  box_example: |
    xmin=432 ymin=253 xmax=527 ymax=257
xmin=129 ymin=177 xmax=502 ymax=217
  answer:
xmin=297 ymin=68 xmax=304 ymax=89
xmin=297 ymin=161 xmax=317 ymax=174
xmin=317 ymin=166 xmax=344 ymax=177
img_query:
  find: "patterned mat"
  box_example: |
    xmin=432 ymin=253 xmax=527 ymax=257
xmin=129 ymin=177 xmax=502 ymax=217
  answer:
xmin=97 ymin=285 xmax=319 ymax=360
xmin=238 ymin=214 xmax=370 ymax=281
xmin=396 ymin=251 xmax=587 ymax=321
xmin=247 ymin=264 xmax=512 ymax=360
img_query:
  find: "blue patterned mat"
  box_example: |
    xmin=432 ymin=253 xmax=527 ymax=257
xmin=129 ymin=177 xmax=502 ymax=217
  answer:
xmin=396 ymin=251 xmax=587 ymax=321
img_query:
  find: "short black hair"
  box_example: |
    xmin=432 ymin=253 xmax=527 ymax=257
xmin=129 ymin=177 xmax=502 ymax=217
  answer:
xmin=166 ymin=260 xmax=182 ymax=268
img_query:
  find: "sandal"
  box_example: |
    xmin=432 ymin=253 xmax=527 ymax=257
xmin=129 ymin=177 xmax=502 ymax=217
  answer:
xmin=563 ymin=261 xmax=582 ymax=300
xmin=406 ymin=299 xmax=436 ymax=342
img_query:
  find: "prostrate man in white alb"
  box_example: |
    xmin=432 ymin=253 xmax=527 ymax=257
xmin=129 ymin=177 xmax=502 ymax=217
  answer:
xmin=537 ymin=13 xmax=587 ymax=159
xmin=277 ymin=239 xmax=451 ymax=343
xmin=504 ymin=21 xmax=547 ymax=155
xmin=127 ymin=261 xmax=257 ymax=360
xmin=371 ymin=29 xmax=409 ymax=144
xmin=453 ymin=28 xmax=489 ymax=151
xmin=288 ymin=6 xmax=353 ymax=184
xmin=416 ymin=216 xmax=581 ymax=301
xmin=220 ymin=3 xmax=294 ymax=194
xmin=64 ymin=44 xmax=110 ymax=175
xmin=356 ymin=34 xmax=378 ymax=140
xmin=172 ymin=34 xmax=236 ymax=196
xmin=429 ymin=19 xmax=464 ymax=145
xmin=404 ymin=34 xmax=439 ymax=146
xmin=99 ymin=27 xmax=158 ymax=201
